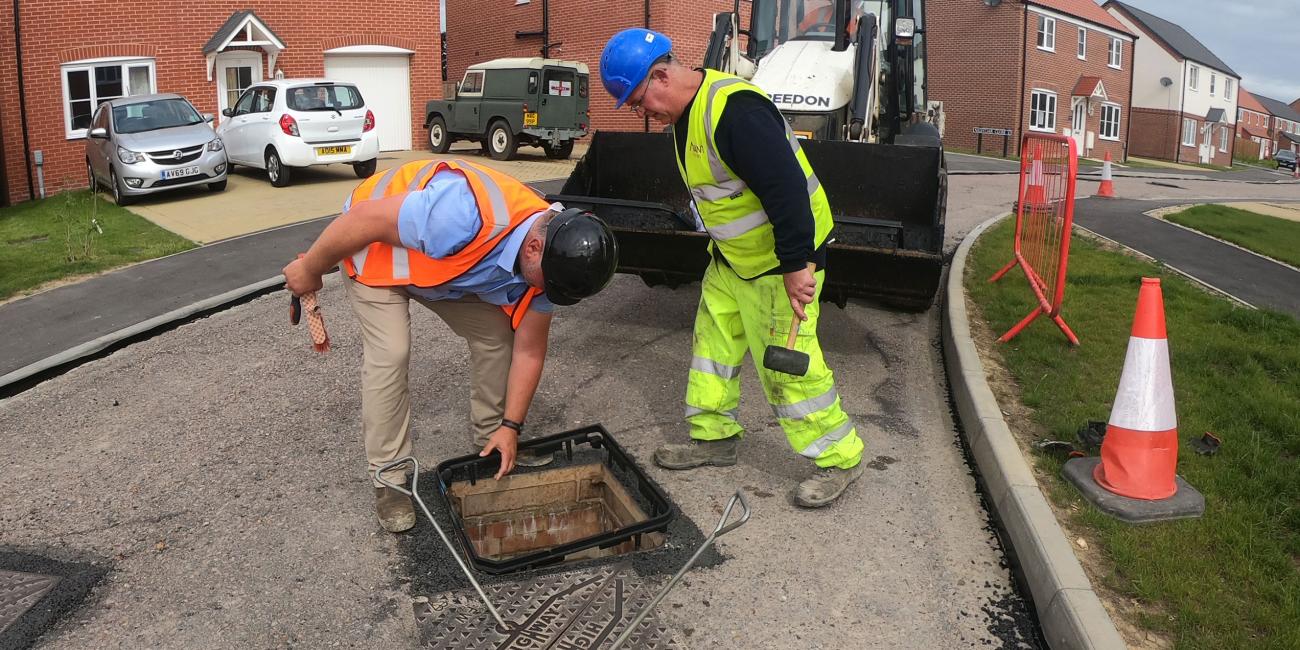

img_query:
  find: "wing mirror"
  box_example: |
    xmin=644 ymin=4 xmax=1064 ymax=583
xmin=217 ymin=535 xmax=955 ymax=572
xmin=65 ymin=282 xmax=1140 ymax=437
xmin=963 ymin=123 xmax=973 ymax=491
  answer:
xmin=202 ymin=113 xmax=214 ymax=123
xmin=88 ymin=127 xmax=108 ymax=139
xmin=221 ymin=108 xmax=234 ymax=117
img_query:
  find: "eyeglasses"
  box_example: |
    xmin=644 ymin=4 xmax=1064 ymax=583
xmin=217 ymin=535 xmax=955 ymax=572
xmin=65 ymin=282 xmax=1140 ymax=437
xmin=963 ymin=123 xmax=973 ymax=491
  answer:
xmin=625 ymin=80 xmax=649 ymax=114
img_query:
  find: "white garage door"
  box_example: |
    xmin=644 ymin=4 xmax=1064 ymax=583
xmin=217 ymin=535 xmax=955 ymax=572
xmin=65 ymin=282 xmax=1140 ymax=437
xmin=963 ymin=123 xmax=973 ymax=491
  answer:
xmin=325 ymin=54 xmax=411 ymax=151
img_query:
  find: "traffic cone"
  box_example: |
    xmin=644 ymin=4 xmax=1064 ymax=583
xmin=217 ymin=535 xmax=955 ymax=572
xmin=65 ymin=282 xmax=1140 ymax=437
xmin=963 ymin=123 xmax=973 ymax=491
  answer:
xmin=1097 ymin=151 xmax=1116 ymax=198
xmin=1023 ymin=146 xmax=1047 ymax=208
xmin=1093 ymin=278 xmax=1179 ymax=500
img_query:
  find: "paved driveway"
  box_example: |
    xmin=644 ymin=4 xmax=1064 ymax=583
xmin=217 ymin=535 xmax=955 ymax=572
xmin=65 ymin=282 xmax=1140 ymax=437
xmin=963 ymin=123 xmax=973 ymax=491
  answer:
xmin=121 ymin=144 xmax=586 ymax=244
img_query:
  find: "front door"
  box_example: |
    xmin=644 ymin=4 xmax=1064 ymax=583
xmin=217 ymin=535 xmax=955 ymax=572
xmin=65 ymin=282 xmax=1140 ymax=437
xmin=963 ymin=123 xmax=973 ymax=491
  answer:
xmin=452 ymin=70 xmax=483 ymax=134
xmin=1071 ymin=99 xmax=1086 ymax=154
xmin=216 ymin=52 xmax=262 ymax=123
xmin=1201 ymin=124 xmax=1214 ymax=163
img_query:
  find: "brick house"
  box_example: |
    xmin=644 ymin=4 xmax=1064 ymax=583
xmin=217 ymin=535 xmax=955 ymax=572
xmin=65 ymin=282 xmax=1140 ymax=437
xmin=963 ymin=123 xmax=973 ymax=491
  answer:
xmin=445 ymin=0 xmax=735 ymax=139
xmin=1236 ymin=89 xmax=1274 ymax=160
xmin=1103 ymin=1 xmax=1239 ymax=166
xmin=926 ymin=0 xmax=1135 ymax=161
xmin=1253 ymin=94 xmax=1300 ymax=158
xmin=0 ymin=2 xmax=441 ymax=206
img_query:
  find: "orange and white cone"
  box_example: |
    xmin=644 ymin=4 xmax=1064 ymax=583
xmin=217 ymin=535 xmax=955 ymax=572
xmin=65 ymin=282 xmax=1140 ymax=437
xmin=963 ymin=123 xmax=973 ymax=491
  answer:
xmin=1093 ymin=278 xmax=1178 ymax=500
xmin=1097 ymin=151 xmax=1116 ymax=198
xmin=1023 ymin=146 xmax=1047 ymax=207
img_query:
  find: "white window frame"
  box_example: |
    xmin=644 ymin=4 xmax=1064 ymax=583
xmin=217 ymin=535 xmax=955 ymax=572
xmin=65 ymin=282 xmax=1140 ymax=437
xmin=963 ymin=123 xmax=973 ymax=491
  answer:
xmin=458 ymin=70 xmax=485 ymax=96
xmin=1182 ymin=118 xmax=1197 ymax=146
xmin=1225 ymin=78 xmax=1234 ymax=100
xmin=1209 ymin=73 xmax=1216 ymax=97
xmin=1037 ymin=16 xmax=1056 ymax=52
xmin=1030 ymin=89 xmax=1057 ymax=132
xmin=61 ymin=57 xmax=156 ymax=139
xmin=1219 ymin=126 xmax=1229 ymax=152
xmin=1099 ymin=103 xmax=1121 ymax=141
xmin=1188 ymin=65 xmax=1199 ymax=91
xmin=1108 ymin=38 xmax=1122 ymax=68
xmin=1077 ymin=27 xmax=1087 ymax=59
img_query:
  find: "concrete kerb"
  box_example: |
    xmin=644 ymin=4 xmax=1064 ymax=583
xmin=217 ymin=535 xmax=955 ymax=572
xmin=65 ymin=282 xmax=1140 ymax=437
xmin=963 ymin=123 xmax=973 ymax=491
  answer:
xmin=943 ymin=213 xmax=1126 ymax=650
xmin=0 ymin=275 xmax=285 ymax=392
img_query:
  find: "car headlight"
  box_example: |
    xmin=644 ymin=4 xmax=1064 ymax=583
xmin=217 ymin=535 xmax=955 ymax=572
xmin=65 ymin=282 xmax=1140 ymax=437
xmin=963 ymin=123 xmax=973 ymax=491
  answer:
xmin=117 ymin=146 xmax=144 ymax=164
xmin=207 ymin=138 xmax=224 ymax=152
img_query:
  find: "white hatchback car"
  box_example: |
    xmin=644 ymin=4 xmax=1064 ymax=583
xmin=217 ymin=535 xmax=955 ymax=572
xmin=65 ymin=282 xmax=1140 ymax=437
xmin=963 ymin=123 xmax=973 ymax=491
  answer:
xmin=216 ymin=79 xmax=379 ymax=187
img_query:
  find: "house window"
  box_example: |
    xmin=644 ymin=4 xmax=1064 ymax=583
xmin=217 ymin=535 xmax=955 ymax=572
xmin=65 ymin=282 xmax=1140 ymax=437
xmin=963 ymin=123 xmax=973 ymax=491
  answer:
xmin=1209 ymin=73 xmax=1216 ymax=97
xmin=1182 ymin=118 xmax=1197 ymax=146
xmin=1219 ymin=126 xmax=1229 ymax=152
xmin=1188 ymin=65 xmax=1199 ymax=91
xmin=1037 ymin=15 xmax=1055 ymax=51
xmin=1225 ymin=78 xmax=1234 ymax=100
xmin=62 ymin=58 xmax=155 ymax=138
xmin=1108 ymin=38 xmax=1122 ymax=68
xmin=1077 ymin=28 xmax=1087 ymax=59
xmin=1099 ymin=103 xmax=1121 ymax=140
xmin=1030 ymin=90 xmax=1057 ymax=132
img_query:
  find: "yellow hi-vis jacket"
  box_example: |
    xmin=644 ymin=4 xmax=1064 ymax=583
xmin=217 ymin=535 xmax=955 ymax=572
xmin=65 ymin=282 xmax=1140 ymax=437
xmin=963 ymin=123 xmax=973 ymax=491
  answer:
xmin=672 ymin=69 xmax=833 ymax=279
xmin=342 ymin=159 xmax=551 ymax=330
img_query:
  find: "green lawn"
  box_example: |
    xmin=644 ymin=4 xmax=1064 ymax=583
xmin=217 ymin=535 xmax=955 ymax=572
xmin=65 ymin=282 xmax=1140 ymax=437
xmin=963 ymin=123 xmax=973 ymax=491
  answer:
xmin=0 ymin=191 xmax=194 ymax=300
xmin=1165 ymin=205 xmax=1300 ymax=267
xmin=966 ymin=219 xmax=1300 ymax=650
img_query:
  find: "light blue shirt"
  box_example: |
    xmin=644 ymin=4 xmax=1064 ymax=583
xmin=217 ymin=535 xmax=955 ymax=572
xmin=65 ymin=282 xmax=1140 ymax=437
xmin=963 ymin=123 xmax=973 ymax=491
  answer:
xmin=381 ymin=169 xmax=554 ymax=312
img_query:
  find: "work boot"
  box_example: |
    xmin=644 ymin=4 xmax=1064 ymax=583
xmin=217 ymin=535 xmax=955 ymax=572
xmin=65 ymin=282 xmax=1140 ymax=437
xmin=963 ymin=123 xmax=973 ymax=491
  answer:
xmin=515 ymin=448 xmax=554 ymax=467
xmin=653 ymin=437 xmax=739 ymax=470
xmin=791 ymin=462 xmax=865 ymax=508
xmin=374 ymin=486 xmax=416 ymax=533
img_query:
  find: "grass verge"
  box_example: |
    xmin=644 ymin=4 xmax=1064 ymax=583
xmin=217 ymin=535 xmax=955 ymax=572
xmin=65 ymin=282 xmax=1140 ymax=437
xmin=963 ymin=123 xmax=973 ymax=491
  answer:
xmin=1165 ymin=205 xmax=1300 ymax=267
xmin=0 ymin=191 xmax=195 ymax=301
xmin=965 ymin=219 xmax=1300 ymax=650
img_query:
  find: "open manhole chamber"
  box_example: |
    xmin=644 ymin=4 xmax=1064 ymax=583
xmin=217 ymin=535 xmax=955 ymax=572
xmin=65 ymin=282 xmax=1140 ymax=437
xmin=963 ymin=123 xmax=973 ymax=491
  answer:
xmin=434 ymin=425 xmax=674 ymax=575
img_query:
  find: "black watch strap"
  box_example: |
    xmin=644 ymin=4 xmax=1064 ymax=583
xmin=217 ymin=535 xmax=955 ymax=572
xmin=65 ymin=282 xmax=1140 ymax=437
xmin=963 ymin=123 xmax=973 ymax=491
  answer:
xmin=500 ymin=418 xmax=523 ymax=433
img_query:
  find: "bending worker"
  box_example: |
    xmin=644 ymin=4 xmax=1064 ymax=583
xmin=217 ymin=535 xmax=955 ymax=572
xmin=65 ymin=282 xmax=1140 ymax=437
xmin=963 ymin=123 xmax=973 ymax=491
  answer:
xmin=283 ymin=159 xmax=618 ymax=532
xmin=600 ymin=28 xmax=864 ymax=508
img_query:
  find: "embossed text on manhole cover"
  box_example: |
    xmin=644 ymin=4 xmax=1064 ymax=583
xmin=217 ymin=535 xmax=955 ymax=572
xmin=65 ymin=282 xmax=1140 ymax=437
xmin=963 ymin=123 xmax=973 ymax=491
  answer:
xmin=0 ymin=570 xmax=60 ymax=635
xmin=416 ymin=565 xmax=678 ymax=649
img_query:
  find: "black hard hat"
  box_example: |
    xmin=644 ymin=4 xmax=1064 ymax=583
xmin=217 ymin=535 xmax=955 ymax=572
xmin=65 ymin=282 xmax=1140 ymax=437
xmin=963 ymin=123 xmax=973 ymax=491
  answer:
xmin=542 ymin=208 xmax=619 ymax=306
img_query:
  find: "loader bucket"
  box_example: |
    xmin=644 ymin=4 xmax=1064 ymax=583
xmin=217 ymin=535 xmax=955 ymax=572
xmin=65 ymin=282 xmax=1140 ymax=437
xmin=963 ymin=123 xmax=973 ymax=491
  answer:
xmin=550 ymin=131 xmax=946 ymax=310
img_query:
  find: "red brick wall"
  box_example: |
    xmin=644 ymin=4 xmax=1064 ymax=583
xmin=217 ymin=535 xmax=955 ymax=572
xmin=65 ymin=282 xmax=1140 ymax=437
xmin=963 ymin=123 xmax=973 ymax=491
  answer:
xmin=926 ymin=0 xmax=1026 ymax=153
xmin=1 ymin=1 xmax=440 ymax=204
xmin=445 ymin=0 xmax=735 ymax=140
xmin=1021 ymin=11 xmax=1132 ymax=162
xmin=1130 ymin=107 xmax=1234 ymax=165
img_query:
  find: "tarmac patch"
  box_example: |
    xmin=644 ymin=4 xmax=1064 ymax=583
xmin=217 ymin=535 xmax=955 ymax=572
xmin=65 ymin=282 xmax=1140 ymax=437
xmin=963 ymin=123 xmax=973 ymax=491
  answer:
xmin=866 ymin=455 xmax=899 ymax=470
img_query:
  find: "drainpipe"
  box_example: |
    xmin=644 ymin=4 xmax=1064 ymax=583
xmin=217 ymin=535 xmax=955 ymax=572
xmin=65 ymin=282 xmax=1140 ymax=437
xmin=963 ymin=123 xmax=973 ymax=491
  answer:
xmin=0 ymin=96 xmax=8 ymax=206
xmin=1175 ymin=61 xmax=1187 ymax=164
xmin=14 ymin=0 xmax=36 ymax=201
xmin=1123 ymin=39 xmax=1134 ymax=163
xmin=1016 ymin=4 xmax=1028 ymax=157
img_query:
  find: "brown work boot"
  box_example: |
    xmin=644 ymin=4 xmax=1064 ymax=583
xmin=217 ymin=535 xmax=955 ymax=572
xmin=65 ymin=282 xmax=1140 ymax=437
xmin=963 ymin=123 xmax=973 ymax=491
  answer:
xmin=374 ymin=486 xmax=416 ymax=533
xmin=653 ymin=437 xmax=739 ymax=470
xmin=791 ymin=463 xmax=865 ymax=508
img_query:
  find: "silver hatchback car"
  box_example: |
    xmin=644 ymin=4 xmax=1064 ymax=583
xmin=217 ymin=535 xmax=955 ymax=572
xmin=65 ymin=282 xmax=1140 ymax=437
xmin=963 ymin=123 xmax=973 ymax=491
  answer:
xmin=85 ymin=93 xmax=229 ymax=205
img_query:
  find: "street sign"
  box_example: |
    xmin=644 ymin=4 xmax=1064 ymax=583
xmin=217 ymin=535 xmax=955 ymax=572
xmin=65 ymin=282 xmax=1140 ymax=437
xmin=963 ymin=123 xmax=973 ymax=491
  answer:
xmin=974 ymin=127 xmax=1013 ymax=136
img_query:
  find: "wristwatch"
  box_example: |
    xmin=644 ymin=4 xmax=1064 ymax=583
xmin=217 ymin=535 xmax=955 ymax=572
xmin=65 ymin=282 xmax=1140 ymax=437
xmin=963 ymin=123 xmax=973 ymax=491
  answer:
xmin=500 ymin=418 xmax=524 ymax=433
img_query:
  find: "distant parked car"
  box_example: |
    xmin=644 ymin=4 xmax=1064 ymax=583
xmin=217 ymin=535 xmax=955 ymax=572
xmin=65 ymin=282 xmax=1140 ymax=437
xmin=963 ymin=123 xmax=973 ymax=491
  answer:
xmin=1275 ymin=149 xmax=1297 ymax=172
xmin=216 ymin=79 xmax=379 ymax=188
xmin=85 ymin=93 xmax=228 ymax=206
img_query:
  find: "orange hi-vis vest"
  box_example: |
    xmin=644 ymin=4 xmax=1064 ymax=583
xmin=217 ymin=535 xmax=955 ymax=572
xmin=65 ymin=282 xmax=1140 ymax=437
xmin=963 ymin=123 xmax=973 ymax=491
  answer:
xmin=342 ymin=159 xmax=551 ymax=329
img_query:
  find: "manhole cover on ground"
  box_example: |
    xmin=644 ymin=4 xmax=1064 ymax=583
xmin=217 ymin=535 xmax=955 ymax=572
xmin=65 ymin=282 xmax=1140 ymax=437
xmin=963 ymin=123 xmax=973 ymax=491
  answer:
xmin=0 ymin=550 xmax=106 ymax=649
xmin=417 ymin=565 xmax=678 ymax=649
xmin=0 ymin=570 xmax=60 ymax=633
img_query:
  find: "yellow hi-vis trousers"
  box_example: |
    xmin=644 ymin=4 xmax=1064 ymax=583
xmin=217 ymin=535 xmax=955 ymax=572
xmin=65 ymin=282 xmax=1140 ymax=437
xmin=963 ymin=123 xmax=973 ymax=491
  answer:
xmin=685 ymin=256 xmax=864 ymax=469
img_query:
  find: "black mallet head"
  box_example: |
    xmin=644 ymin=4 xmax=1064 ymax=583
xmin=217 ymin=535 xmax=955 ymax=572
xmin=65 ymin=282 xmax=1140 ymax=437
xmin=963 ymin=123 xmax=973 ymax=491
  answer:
xmin=763 ymin=344 xmax=809 ymax=376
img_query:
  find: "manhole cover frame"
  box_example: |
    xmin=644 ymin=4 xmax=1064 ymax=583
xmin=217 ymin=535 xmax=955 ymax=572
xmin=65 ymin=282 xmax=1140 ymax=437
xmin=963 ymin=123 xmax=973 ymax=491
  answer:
xmin=434 ymin=424 xmax=675 ymax=575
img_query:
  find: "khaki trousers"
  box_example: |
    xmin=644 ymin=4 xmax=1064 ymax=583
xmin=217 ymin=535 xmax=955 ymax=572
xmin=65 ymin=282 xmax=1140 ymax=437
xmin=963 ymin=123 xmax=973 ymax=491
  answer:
xmin=343 ymin=274 xmax=514 ymax=487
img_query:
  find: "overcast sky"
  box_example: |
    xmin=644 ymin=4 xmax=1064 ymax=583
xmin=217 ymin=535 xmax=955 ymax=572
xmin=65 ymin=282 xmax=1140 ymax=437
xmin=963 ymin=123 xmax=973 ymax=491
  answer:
xmin=1108 ymin=0 xmax=1300 ymax=103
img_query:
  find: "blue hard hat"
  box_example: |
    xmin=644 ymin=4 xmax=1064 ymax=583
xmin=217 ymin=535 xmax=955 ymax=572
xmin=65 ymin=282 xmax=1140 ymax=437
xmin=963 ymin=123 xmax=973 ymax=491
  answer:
xmin=600 ymin=28 xmax=673 ymax=108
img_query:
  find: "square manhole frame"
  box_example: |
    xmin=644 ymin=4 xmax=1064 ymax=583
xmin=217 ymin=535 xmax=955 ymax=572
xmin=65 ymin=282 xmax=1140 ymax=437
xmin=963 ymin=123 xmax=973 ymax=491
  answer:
xmin=433 ymin=424 xmax=675 ymax=575
xmin=0 ymin=550 xmax=106 ymax=649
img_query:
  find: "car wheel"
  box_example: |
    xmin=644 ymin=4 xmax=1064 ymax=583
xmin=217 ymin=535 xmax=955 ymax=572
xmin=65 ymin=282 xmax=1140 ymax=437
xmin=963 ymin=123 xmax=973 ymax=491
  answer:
xmin=86 ymin=160 xmax=97 ymax=192
xmin=208 ymin=179 xmax=228 ymax=192
xmin=110 ymin=168 xmax=135 ymax=206
xmin=354 ymin=158 xmax=378 ymax=178
xmin=544 ymin=140 xmax=574 ymax=160
xmin=487 ymin=120 xmax=517 ymax=161
xmin=266 ymin=149 xmax=291 ymax=187
xmin=428 ymin=115 xmax=450 ymax=154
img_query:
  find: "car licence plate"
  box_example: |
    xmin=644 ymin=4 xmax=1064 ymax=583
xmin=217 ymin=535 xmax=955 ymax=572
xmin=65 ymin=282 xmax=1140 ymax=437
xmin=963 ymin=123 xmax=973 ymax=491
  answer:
xmin=316 ymin=145 xmax=353 ymax=156
xmin=161 ymin=166 xmax=200 ymax=180
xmin=523 ymin=112 xmax=538 ymax=127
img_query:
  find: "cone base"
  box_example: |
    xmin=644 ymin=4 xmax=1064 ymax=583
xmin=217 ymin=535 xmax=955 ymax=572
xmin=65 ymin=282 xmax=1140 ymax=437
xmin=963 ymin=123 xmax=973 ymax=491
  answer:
xmin=1062 ymin=457 xmax=1204 ymax=524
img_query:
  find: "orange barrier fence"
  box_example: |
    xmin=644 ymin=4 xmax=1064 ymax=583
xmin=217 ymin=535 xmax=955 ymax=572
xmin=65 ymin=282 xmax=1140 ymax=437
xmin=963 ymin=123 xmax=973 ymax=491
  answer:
xmin=989 ymin=133 xmax=1080 ymax=345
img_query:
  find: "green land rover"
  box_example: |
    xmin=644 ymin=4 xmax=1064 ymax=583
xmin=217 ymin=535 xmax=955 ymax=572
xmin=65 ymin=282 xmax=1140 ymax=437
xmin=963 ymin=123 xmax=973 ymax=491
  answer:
xmin=424 ymin=58 xmax=590 ymax=161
